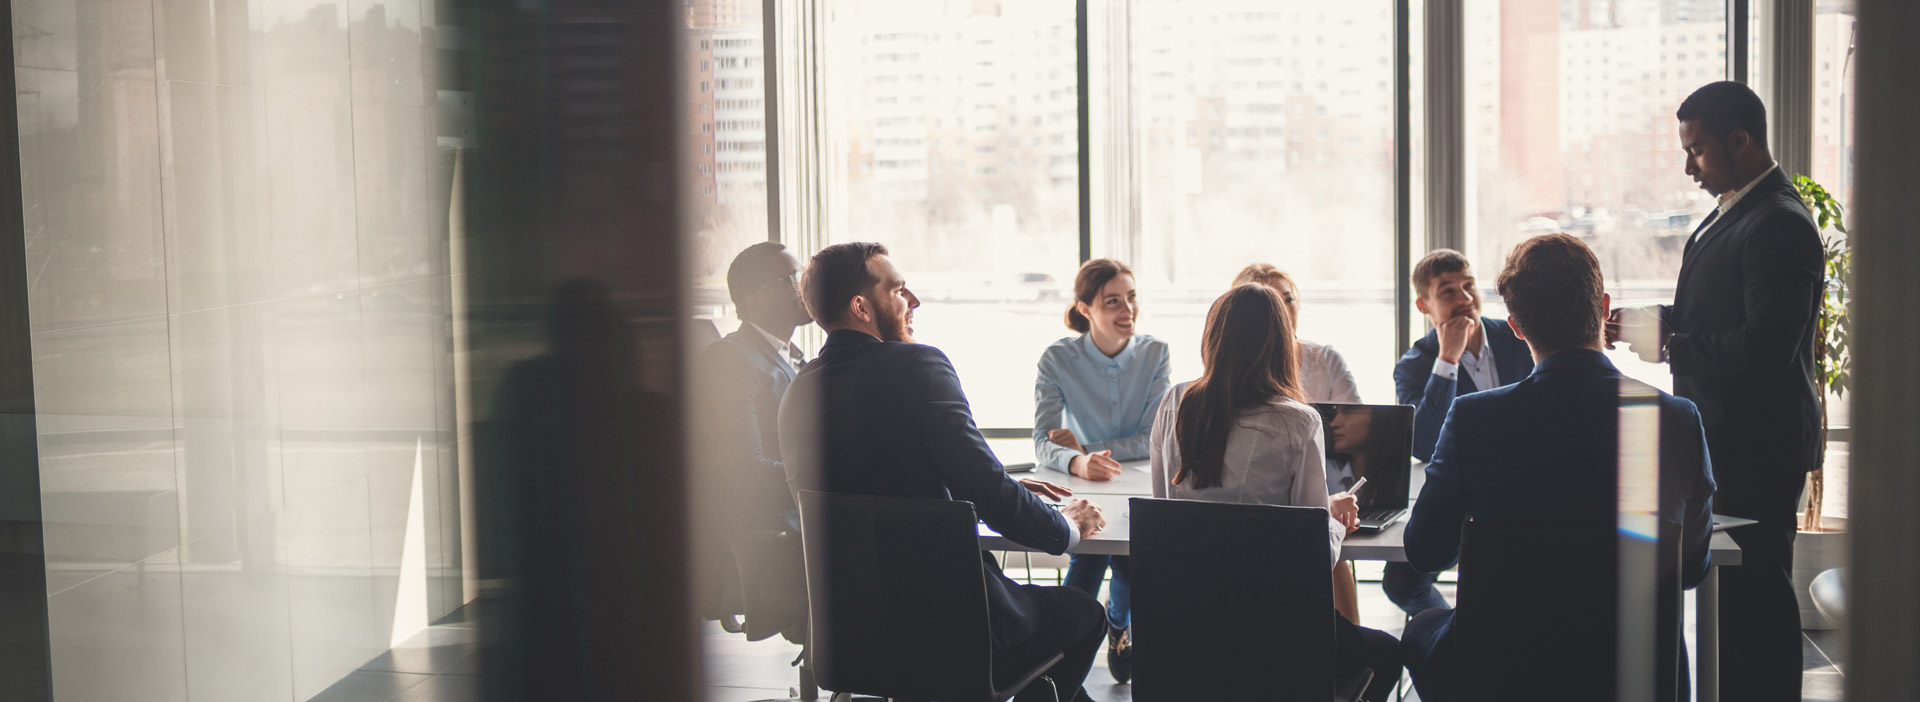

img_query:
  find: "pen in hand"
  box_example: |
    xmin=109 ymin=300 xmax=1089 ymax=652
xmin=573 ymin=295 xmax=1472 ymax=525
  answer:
xmin=1347 ymin=476 xmax=1368 ymax=498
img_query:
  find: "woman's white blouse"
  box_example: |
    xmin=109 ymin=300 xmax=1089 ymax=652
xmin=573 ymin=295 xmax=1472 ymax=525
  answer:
xmin=1299 ymin=339 xmax=1363 ymax=404
xmin=1148 ymin=382 xmax=1344 ymax=566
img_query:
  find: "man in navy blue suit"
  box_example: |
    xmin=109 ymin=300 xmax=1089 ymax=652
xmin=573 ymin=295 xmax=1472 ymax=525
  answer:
xmin=779 ymin=242 xmax=1109 ymax=701
xmin=1398 ymin=234 xmax=1717 ymax=702
xmin=1384 ymin=249 xmax=1536 ymax=614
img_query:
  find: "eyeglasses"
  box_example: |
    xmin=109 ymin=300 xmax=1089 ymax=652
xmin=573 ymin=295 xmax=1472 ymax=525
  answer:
xmin=754 ymin=272 xmax=799 ymax=292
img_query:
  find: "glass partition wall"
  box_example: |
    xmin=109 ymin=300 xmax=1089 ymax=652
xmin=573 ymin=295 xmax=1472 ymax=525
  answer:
xmin=685 ymin=1 xmax=1853 ymax=700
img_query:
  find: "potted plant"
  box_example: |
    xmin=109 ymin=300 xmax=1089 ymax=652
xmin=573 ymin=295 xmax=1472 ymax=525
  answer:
xmin=1791 ymin=173 xmax=1850 ymax=630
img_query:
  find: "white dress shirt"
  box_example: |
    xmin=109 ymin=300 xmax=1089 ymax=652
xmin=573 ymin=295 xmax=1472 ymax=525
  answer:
xmin=747 ymin=322 xmax=803 ymax=369
xmin=1298 ymin=339 xmax=1363 ymax=404
xmin=1148 ymin=383 xmax=1344 ymax=566
xmin=1690 ymin=162 xmax=1780 ymax=247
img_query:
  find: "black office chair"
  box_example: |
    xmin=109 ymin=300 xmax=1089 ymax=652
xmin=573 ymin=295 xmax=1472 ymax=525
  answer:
xmin=796 ymin=490 xmax=1064 ymax=702
xmin=1128 ymin=497 xmax=1374 ymax=702
xmin=728 ymin=529 xmax=824 ymax=700
xmin=1452 ymin=520 xmax=1684 ymax=702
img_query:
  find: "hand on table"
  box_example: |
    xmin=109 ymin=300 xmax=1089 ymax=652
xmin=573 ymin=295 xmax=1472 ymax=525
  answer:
xmin=1018 ymin=477 xmax=1075 ymax=501
xmin=1329 ymin=492 xmax=1360 ymax=535
xmin=1069 ymin=450 xmax=1123 ymax=481
xmin=1059 ymin=498 xmax=1106 ymax=539
xmin=1047 ymin=428 xmax=1086 ymax=454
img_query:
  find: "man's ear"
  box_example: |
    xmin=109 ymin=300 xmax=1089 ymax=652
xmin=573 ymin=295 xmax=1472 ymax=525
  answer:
xmin=847 ymin=294 xmax=871 ymax=324
xmin=1727 ymin=129 xmax=1750 ymax=156
xmin=1414 ymin=296 xmax=1430 ymax=317
xmin=1507 ymin=315 xmax=1527 ymax=341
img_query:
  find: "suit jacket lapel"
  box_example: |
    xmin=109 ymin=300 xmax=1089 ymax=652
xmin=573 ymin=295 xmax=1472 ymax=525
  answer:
xmin=732 ymin=328 xmax=799 ymax=384
xmin=1688 ymin=169 xmax=1790 ymax=260
xmin=1683 ymin=209 xmax=1719 ymax=260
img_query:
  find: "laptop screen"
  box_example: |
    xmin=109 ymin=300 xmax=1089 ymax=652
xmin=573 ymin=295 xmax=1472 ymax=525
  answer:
xmin=1312 ymin=403 xmax=1415 ymax=510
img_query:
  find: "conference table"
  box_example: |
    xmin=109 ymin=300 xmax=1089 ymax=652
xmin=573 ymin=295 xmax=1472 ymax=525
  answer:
xmin=980 ymin=460 xmax=1747 ymax=702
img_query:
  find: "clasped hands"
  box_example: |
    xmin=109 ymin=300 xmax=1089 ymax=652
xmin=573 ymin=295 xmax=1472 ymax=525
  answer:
xmin=1017 ymin=476 xmax=1105 ymax=539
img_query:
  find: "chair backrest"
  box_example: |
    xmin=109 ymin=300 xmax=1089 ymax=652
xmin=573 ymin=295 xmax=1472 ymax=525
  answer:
xmin=1129 ymin=497 xmax=1336 ymax=701
xmin=1454 ymin=520 xmax=1683 ymax=702
xmin=797 ymin=490 xmax=996 ymax=700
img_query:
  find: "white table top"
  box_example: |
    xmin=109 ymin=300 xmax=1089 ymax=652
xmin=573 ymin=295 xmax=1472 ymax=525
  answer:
xmin=988 ymin=460 xmax=1744 ymax=565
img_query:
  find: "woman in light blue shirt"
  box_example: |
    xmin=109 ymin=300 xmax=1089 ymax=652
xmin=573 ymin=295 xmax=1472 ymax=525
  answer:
xmin=1033 ymin=258 xmax=1170 ymax=683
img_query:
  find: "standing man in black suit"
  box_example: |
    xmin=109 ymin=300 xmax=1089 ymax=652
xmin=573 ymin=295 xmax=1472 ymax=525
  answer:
xmin=1385 ymin=249 xmax=1536 ymax=616
xmin=1610 ymin=81 xmax=1823 ymax=702
xmin=779 ymin=242 xmax=1110 ymax=701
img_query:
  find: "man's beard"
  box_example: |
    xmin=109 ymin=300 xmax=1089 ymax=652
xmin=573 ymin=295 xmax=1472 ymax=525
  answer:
xmin=876 ymin=307 xmax=914 ymax=343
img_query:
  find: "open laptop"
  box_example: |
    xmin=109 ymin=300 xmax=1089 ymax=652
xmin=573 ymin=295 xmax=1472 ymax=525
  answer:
xmin=1313 ymin=403 xmax=1416 ymax=533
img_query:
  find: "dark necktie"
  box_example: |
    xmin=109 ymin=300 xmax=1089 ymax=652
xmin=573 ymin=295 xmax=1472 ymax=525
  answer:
xmin=1339 ymin=475 xmax=1355 ymax=491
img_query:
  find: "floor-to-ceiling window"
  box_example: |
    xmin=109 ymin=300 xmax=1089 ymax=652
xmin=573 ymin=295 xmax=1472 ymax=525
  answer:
xmin=1117 ymin=2 xmax=1401 ymax=402
xmin=819 ymin=0 xmax=1083 ymax=430
xmin=1461 ymin=0 xmax=1728 ymax=392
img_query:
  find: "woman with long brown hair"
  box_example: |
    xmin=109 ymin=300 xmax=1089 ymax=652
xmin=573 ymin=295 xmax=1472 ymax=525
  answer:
xmin=1147 ymin=284 xmax=1401 ymax=701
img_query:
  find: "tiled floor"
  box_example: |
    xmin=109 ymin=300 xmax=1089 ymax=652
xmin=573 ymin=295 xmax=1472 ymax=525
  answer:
xmin=310 ymin=578 xmax=1846 ymax=702
xmin=307 ymin=608 xmax=479 ymax=702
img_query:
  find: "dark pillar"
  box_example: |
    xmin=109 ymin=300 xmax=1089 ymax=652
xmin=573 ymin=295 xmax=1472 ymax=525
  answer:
xmin=462 ymin=0 xmax=695 ymax=699
xmin=1846 ymin=0 xmax=1920 ymax=698
xmin=0 ymin=0 xmax=56 ymax=696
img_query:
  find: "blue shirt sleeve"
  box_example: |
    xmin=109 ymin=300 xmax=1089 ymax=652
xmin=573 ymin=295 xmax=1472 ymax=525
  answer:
xmin=1033 ymin=350 xmax=1083 ymax=474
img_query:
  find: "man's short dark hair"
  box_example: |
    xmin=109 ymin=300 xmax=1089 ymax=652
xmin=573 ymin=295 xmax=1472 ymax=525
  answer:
xmin=1496 ymin=233 xmax=1605 ymax=354
xmin=725 ymin=241 xmax=790 ymax=309
xmin=1412 ymin=249 xmax=1472 ymax=299
xmin=1676 ymin=81 xmax=1768 ymax=150
xmin=801 ymin=242 xmax=889 ymax=327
